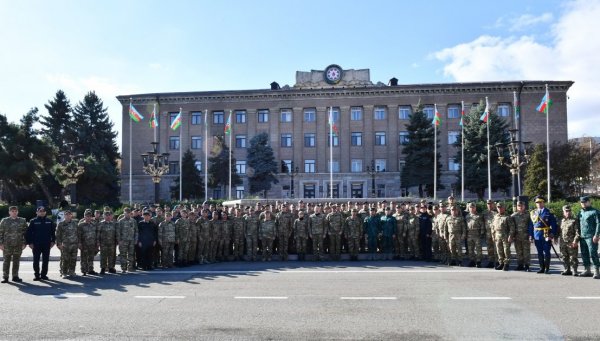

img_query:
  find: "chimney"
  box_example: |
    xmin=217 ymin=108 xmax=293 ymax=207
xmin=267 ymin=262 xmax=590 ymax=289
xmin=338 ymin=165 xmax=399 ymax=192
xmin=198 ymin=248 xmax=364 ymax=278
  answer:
xmin=389 ymin=77 xmax=398 ymax=86
xmin=270 ymin=82 xmax=280 ymax=90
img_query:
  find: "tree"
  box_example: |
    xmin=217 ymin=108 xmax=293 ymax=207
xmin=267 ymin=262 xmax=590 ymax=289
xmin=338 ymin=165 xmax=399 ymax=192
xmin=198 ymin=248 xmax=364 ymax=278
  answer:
xmin=170 ymin=149 xmax=205 ymax=200
xmin=246 ymin=132 xmax=278 ymax=196
xmin=208 ymin=135 xmax=241 ymax=198
xmin=74 ymin=156 xmax=121 ymax=206
xmin=40 ymin=90 xmax=75 ymax=149
xmin=401 ymin=103 xmax=441 ymax=198
xmin=523 ymin=144 xmax=550 ymax=199
xmin=456 ymin=100 xmax=511 ymax=200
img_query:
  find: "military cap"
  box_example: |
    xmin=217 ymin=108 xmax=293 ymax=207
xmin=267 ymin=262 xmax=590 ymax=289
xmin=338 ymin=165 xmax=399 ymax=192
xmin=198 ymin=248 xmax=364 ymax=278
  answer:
xmin=64 ymin=209 xmax=72 ymax=214
xmin=332 ymin=203 xmax=338 ymax=207
xmin=351 ymin=208 xmax=358 ymax=212
xmin=580 ymin=196 xmax=590 ymax=203
xmin=486 ymin=199 xmax=494 ymax=204
xmin=563 ymin=205 xmax=572 ymax=211
xmin=103 ymin=206 xmax=111 ymax=212
xmin=104 ymin=211 xmax=113 ymax=216
xmin=448 ymin=195 xmax=455 ymax=200
xmin=84 ymin=209 xmax=93 ymax=216
xmin=534 ymin=196 xmax=546 ymax=203
xmin=36 ymin=206 xmax=46 ymax=212
xmin=467 ymin=202 xmax=476 ymax=208
xmin=123 ymin=207 xmax=131 ymax=213
xmin=142 ymin=210 xmax=151 ymax=216
xmin=496 ymin=202 xmax=505 ymax=208
xmin=8 ymin=206 xmax=18 ymax=211
xmin=450 ymin=205 xmax=459 ymax=210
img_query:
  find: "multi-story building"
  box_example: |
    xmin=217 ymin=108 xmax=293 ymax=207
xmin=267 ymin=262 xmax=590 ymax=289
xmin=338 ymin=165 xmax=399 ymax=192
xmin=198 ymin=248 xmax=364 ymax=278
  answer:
xmin=117 ymin=65 xmax=572 ymax=201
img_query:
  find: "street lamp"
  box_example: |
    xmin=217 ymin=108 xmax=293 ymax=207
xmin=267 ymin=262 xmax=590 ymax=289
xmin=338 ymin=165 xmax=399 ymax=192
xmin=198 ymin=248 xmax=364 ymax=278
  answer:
xmin=58 ymin=143 xmax=85 ymax=205
xmin=494 ymin=128 xmax=531 ymax=204
xmin=141 ymin=142 xmax=170 ymax=203
xmin=289 ymin=162 xmax=299 ymax=199
xmin=366 ymin=159 xmax=379 ymax=198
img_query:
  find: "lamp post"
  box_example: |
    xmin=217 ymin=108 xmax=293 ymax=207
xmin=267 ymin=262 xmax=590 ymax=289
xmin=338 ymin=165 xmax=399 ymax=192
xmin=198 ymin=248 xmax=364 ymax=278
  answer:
xmin=366 ymin=159 xmax=378 ymax=198
xmin=289 ymin=162 xmax=299 ymax=199
xmin=141 ymin=142 xmax=170 ymax=204
xmin=494 ymin=129 xmax=531 ymax=205
xmin=58 ymin=143 xmax=85 ymax=205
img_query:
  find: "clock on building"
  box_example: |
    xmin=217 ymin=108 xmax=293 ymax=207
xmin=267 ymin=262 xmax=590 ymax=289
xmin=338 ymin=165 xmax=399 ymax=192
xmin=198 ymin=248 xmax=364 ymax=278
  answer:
xmin=324 ymin=64 xmax=343 ymax=84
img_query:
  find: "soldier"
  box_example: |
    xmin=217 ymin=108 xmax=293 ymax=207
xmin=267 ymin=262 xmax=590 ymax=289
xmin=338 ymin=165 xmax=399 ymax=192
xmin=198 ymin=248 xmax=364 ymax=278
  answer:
xmin=435 ymin=204 xmax=450 ymax=264
xmin=575 ymin=196 xmax=600 ymax=278
xmin=276 ymin=203 xmax=294 ymax=261
xmin=380 ymin=207 xmax=396 ymax=260
xmin=117 ymin=208 xmax=138 ymax=273
xmin=559 ymin=205 xmax=579 ymax=276
xmin=231 ymin=208 xmax=246 ymax=261
xmin=464 ymin=203 xmax=484 ymax=268
xmin=511 ymin=201 xmax=532 ymax=271
xmin=493 ymin=202 xmax=516 ymax=271
xmin=98 ymin=211 xmax=118 ymax=274
xmin=445 ymin=205 xmax=466 ymax=266
xmin=175 ymin=210 xmax=190 ymax=266
xmin=407 ymin=205 xmax=420 ymax=260
xmin=344 ymin=208 xmax=363 ymax=261
xmin=55 ymin=210 xmax=79 ymax=277
xmin=418 ymin=204 xmax=433 ymax=262
xmin=158 ymin=212 xmax=177 ymax=268
xmin=197 ymin=209 xmax=211 ymax=264
xmin=152 ymin=207 xmax=165 ymax=267
xmin=78 ymin=210 xmax=99 ymax=276
xmin=26 ymin=206 xmax=56 ymax=281
xmin=220 ymin=211 xmax=232 ymax=261
xmin=308 ymin=204 xmax=327 ymax=261
xmin=259 ymin=211 xmax=276 ymax=261
xmin=482 ymin=200 xmax=497 ymax=268
xmin=0 ymin=206 xmax=27 ymax=283
xmin=393 ymin=205 xmax=407 ymax=260
xmin=187 ymin=211 xmax=199 ymax=264
xmin=208 ymin=211 xmax=223 ymax=263
xmin=245 ymin=207 xmax=260 ymax=261
xmin=293 ymin=210 xmax=309 ymax=261
xmin=528 ymin=196 xmax=558 ymax=274
xmin=326 ymin=204 xmax=345 ymax=261
xmin=364 ymin=208 xmax=381 ymax=260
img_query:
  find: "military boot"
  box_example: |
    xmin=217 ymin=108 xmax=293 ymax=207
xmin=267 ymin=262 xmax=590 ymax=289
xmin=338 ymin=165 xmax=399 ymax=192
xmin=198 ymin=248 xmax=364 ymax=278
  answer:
xmin=468 ymin=260 xmax=476 ymax=267
xmin=475 ymin=261 xmax=482 ymax=268
xmin=561 ymin=265 xmax=572 ymax=276
xmin=572 ymin=265 xmax=579 ymax=276
xmin=486 ymin=261 xmax=495 ymax=268
xmin=578 ymin=266 xmax=593 ymax=277
xmin=544 ymin=257 xmax=551 ymax=274
xmin=524 ymin=264 xmax=530 ymax=272
xmin=536 ymin=262 xmax=545 ymax=274
xmin=502 ymin=263 xmax=509 ymax=271
xmin=594 ymin=267 xmax=600 ymax=279
xmin=495 ymin=263 xmax=503 ymax=270
xmin=516 ymin=263 xmax=524 ymax=271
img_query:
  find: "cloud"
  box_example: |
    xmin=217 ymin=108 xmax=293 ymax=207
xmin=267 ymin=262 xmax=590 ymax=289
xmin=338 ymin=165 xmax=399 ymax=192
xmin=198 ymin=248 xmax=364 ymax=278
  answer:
xmin=510 ymin=12 xmax=553 ymax=31
xmin=432 ymin=0 xmax=600 ymax=139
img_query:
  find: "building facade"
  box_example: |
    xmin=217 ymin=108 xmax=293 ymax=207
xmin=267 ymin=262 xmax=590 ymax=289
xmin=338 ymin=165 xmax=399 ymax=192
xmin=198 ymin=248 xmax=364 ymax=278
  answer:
xmin=117 ymin=65 xmax=573 ymax=202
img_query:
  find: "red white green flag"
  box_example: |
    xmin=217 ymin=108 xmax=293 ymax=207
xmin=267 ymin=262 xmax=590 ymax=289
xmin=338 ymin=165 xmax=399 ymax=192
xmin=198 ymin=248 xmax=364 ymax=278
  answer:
xmin=170 ymin=108 xmax=182 ymax=130
xmin=328 ymin=109 xmax=339 ymax=136
xmin=149 ymin=103 xmax=158 ymax=128
xmin=459 ymin=101 xmax=465 ymax=126
xmin=432 ymin=104 xmax=442 ymax=126
xmin=129 ymin=103 xmax=144 ymax=122
xmin=536 ymin=88 xmax=552 ymax=114
xmin=480 ymin=98 xmax=490 ymax=123
xmin=224 ymin=111 xmax=232 ymax=135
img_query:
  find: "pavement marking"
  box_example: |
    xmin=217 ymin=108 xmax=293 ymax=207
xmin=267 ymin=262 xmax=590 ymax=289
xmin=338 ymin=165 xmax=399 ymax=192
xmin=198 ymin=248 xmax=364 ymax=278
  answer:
xmin=139 ymin=269 xmax=497 ymax=275
xmin=340 ymin=297 xmax=397 ymax=300
xmin=451 ymin=297 xmax=512 ymax=300
xmin=566 ymin=297 xmax=600 ymax=300
xmin=134 ymin=296 xmax=185 ymax=299
xmin=42 ymin=294 xmax=89 ymax=298
xmin=234 ymin=296 xmax=288 ymax=300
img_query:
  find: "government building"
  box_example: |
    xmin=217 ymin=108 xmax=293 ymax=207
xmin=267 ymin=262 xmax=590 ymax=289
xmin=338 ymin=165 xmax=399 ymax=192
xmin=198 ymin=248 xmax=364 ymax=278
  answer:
xmin=117 ymin=65 xmax=572 ymax=202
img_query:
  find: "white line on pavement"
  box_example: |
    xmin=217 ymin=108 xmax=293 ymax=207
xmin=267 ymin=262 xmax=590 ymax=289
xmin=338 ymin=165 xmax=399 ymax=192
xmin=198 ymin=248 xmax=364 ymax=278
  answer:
xmin=451 ymin=297 xmax=512 ymax=300
xmin=340 ymin=297 xmax=397 ymax=300
xmin=136 ymin=269 xmax=496 ymax=274
xmin=234 ymin=296 xmax=288 ymax=300
xmin=134 ymin=296 xmax=185 ymax=299
xmin=566 ymin=297 xmax=600 ymax=300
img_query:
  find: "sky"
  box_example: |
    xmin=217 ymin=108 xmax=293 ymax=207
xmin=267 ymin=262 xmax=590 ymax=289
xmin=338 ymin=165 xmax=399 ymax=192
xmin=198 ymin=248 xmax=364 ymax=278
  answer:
xmin=1 ymin=0 xmax=598 ymax=151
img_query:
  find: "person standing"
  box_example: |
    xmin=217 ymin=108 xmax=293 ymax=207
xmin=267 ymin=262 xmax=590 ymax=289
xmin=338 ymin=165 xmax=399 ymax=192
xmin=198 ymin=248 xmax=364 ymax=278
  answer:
xmin=26 ymin=206 xmax=56 ymax=281
xmin=482 ymin=200 xmax=497 ymax=268
xmin=117 ymin=208 xmax=138 ymax=273
xmin=444 ymin=205 xmax=466 ymax=266
xmin=528 ymin=196 xmax=558 ymax=274
xmin=326 ymin=204 xmax=345 ymax=261
xmin=363 ymin=208 xmax=381 ymax=260
xmin=492 ymin=202 xmax=516 ymax=271
xmin=231 ymin=208 xmax=246 ymax=261
xmin=158 ymin=212 xmax=176 ymax=268
xmin=559 ymin=205 xmax=579 ymax=276
xmin=175 ymin=210 xmax=190 ymax=266
xmin=137 ymin=211 xmax=158 ymax=270
xmin=511 ymin=201 xmax=532 ymax=271
xmin=293 ymin=211 xmax=309 ymax=261
xmin=576 ymin=196 xmax=600 ymax=278
xmin=380 ymin=207 xmax=396 ymax=260
xmin=0 ymin=206 xmax=27 ymax=283
xmin=98 ymin=211 xmax=118 ymax=274
xmin=55 ymin=210 xmax=79 ymax=277
xmin=276 ymin=203 xmax=294 ymax=261
xmin=78 ymin=210 xmax=99 ymax=276
xmin=418 ymin=204 xmax=433 ymax=262
xmin=245 ymin=207 xmax=260 ymax=262
xmin=197 ymin=209 xmax=211 ymax=264
xmin=464 ymin=203 xmax=484 ymax=268
xmin=308 ymin=204 xmax=327 ymax=261
xmin=259 ymin=211 xmax=276 ymax=261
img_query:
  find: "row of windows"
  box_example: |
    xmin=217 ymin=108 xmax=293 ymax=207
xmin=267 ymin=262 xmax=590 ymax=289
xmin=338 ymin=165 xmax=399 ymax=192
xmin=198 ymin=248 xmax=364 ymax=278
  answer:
xmin=172 ymin=104 xmax=513 ymax=126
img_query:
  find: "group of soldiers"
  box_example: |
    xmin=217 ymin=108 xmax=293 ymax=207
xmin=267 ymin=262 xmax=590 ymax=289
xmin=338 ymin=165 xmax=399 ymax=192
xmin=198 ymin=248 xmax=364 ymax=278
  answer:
xmin=1 ymin=195 xmax=599 ymax=283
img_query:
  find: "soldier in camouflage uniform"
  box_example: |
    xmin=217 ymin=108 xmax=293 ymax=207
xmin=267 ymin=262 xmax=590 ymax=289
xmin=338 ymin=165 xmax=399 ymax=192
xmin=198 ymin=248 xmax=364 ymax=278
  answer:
xmin=117 ymin=208 xmax=138 ymax=273
xmin=175 ymin=210 xmax=190 ymax=266
xmin=326 ymin=204 xmax=345 ymax=261
xmin=98 ymin=211 xmax=118 ymax=274
xmin=187 ymin=211 xmax=199 ymax=264
xmin=344 ymin=208 xmax=363 ymax=261
xmin=465 ymin=203 xmax=484 ymax=267
xmin=197 ymin=209 xmax=211 ymax=264
xmin=78 ymin=210 xmax=99 ymax=276
xmin=0 ymin=206 xmax=27 ymax=282
xmin=245 ymin=207 xmax=260 ymax=261
xmin=436 ymin=204 xmax=450 ymax=265
xmin=158 ymin=212 xmax=177 ymax=268
xmin=559 ymin=205 xmax=579 ymax=276
xmin=393 ymin=206 xmax=407 ymax=260
xmin=308 ymin=204 xmax=327 ymax=261
xmin=208 ymin=212 xmax=223 ymax=262
xmin=276 ymin=203 xmax=294 ymax=261
xmin=152 ymin=208 xmax=165 ymax=267
xmin=445 ymin=205 xmax=466 ymax=266
xmin=511 ymin=201 xmax=532 ymax=271
xmin=258 ymin=211 xmax=275 ymax=261
xmin=294 ymin=210 xmax=309 ymax=261
xmin=220 ymin=211 xmax=232 ymax=261
xmin=483 ymin=200 xmax=497 ymax=268
xmin=55 ymin=210 xmax=79 ymax=277
xmin=492 ymin=202 xmax=516 ymax=271
xmin=407 ymin=205 xmax=420 ymax=260
xmin=231 ymin=208 xmax=246 ymax=261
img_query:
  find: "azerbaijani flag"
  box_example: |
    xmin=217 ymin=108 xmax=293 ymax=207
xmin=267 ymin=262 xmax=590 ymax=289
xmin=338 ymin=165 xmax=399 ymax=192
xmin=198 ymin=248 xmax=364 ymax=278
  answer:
xmin=170 ymin=108 xmax=182 ymax=130
xmin=328 ymin=109 xmax=339 ymax=136
xmin=480 ymin=98 xmax=490 ymax=123
xmin=149 ymin=103 xmax=158 ymax=128
xmin=129 ymin=103 xmax=144 ymax=122
xmin=459 ymin=101 xmax=465 ymax=127
xmin=536 ymin=88 xmax=552 ymax=114
xmin=432 ymin=104 xmax=441 ymax=126
xmin=224 ymin=111 xmax=232 ymax=135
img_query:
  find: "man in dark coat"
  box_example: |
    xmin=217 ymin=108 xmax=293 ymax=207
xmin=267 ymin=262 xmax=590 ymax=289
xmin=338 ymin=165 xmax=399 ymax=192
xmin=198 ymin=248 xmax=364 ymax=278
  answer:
xmin=26 ymin=206 xmax=56 ymax=281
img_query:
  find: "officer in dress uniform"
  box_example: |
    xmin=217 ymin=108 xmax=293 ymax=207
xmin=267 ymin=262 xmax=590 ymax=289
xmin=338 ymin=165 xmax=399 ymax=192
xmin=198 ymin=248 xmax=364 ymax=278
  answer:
xmin=528 ymin=196 xmax=558 ymax=274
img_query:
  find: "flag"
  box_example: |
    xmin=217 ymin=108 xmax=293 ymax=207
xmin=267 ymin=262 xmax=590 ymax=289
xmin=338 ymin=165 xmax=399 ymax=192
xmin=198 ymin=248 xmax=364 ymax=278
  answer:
xmin=224 ymin=111 xmax=232 ymax=135
xmin=480 ymin=98 xmax=490 ymax=123
xmin=328 ymin=109 xmax=339 ymax=136
xmin=459 ymin=101 xmax=465 ymax=126
xmin=170 ymin=109 xmax=182 ymax=130
xmin=149 ymin=103 xmax=158 ymax=128
xmin=536 ymin=89 xmax=552 ymax=114
xmin=129 ymin=103 xmax=144 ymax=122
xmin=432 ymin=104 xmax=441 ymax=126
xmin=514 ymin=91 xmax=520 ymax=121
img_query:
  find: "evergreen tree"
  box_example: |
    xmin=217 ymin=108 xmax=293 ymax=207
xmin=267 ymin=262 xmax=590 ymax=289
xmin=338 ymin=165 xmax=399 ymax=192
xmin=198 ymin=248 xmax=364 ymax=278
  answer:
xmin=74 ymin=156 xmax=121 ymax=206
xmin=401 ymin=104 xmax=441 ymax=198
xmin=170 ymin=149 xmax=205 ymax=200
xmin=456 ymin=100 xmax=511 ymax=200
xmin=208 ymin=135 xmax=241 ymax=197
xmin=523 ymin=144 xmax=548 ymax=199
xmin=40 ymin=90 xmax=75 ymax=149
xmin=246 ymin=132 xmax=278 ymax=196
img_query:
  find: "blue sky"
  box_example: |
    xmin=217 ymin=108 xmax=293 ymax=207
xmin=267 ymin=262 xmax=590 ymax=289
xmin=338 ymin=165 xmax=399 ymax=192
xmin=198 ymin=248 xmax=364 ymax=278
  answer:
xmin=1 ymin=0 xmax=598 ymax=149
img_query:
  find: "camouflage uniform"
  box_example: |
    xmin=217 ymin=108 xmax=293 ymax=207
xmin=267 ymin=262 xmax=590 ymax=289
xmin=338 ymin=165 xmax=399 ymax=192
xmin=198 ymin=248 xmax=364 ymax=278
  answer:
xmin=445 ymin=215 xmax=466 ymax=265
xmin=393 ymin=212 xmax=407 ymax=259
xmin=56 ymin=219 xmax=79 ymax=276
xmin=209 ymin=218 xmax=223 ymax=262
xmin=407 ymin=212 xmax=420 ymax=259
xmin=117 ymin=216 xmax=138 ymax=272
xmin=197 ymin=217 xmax=211 ymax=264
xmin=152 ymin=215 xmax=165 ymax=267
xmin=158 ymin=219 xmax=176 ymax=267
xmin=308 ymin=212 xmax=327 ymax=260
xmin=231 ymin=215 xmax=246 ymax=261
xmin=98 ymin=219 xmax=118 ymax=272
xmin=260 ymin=218 xmax=276 ymax=261
xmin=344 ymin=215 xmax=363 ymax=260
xmin=511 ymin=211 xmax=531 ymax=269
xmin=483 ymin=210 xmax=497 ymax=265
xmin=0 ymin=216 xmax=27 ymax=280
xmin=187 ymin=217 xmax=199 ymax=263
xmin=492 ymin=211 xmax=516 ymax=268
xmin=436 ymin=211 xmax=449 ymax=264
xmin=276 ymin=211 xmax=294 ymax=261
xmin=78 ymin=219 xmax=99 ymax=274
xmin=326 ymin=211 xmax=345 ymax=261
xmin=221 ymin=218 xmax=233 ymax=260
xmin=465 ymin=212 xmax=484 ymax=265
xmin=245 ymin=213 xmax=260 ymax=261
xmin=560 ymin=214 xmax=579 ymax=275
xmin=293 ymin=217 xmax=309 ymax=259
xmin=175 ymin=217 xmax=190 ymax=265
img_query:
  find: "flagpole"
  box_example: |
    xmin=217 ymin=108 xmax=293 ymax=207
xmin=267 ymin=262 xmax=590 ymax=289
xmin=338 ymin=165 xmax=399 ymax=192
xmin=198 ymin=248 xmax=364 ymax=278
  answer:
xmin=545 ymin=84 xmax=551 ymax=203
xmin=486 ymin=97 xmax=491 ymax=201
xmin=129 ymin=98 xmax=133 ymax=205
xmin=513 ymin=91 xmax=521 ymax=196
xmin=179 ymin=107 xmax=183 ymax=202
xmin=461 ymin=101 xmax=464 ymax=202
xmin=329 ymin=107 xmax=333 ymax=199
xmin=228 ymin=110 xmax=232 ymax=200
xmin=204 ymin=109 xmax=208 ymax=202
xmin=433 ymin=104 xmax=437 ymax=201
xmin=153 ymin=103 xmax=157 ymax=143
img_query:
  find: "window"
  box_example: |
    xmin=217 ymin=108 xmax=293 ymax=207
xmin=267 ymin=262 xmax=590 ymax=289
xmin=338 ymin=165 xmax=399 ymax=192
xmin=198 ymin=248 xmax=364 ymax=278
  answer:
xmin=327 ymin=183 xmax=340 ymax=198
xmin=375 ymin=159 xmax=386 ymax=172
xmin=351 ymin=159 xmax=363 ymax=172
xmin=304 ymin=133 xmax=315 ymax=147
xmin=282 ymin=159 xmax=293 ymax=173
xmin=449 ymin=159 xmax=460 ymax=171
xmin=235 ymin=110 xmax=246 ymax=123
xmin=304 ymin=160 xmax=315 ymax=173
xmin=374 ymin=106 xmax=386 ymax=120
xmin=191 ymin=112 xmax=202 ymax=125
xmin=281 ymin=133 xmax=292 ymax=147
xmin=399 ymin=106 xmax=411 ymax=120
xmin=236 ymin=160 xmax=246 ymax=174
xmin=377 ymin=184 xmax=386 ymax=198
xmin=327 ymin=133 xmax=339 ymax=147
xmin=258 ymin=109 xmax=269 ymax=123
xmin=236 ymin=186 xmax=244 ymax=199
xmin=423 ymin=106 xmax=434 ymax=119
xmin=399 ymin=131 xmax=409 ymax=145
xmin=351 ymin=107 xmax=362 ymax=121
xmin=447 ymin=105 xmax=460 ymax=119
xmin=213 ymin=111 xmax=224 ymax=124
xmin=169 ymin=161 xmax=179 ymax=174
xmin=235 ymin=135 xmax=247 ymax=148
xmin=303 ymin=184 xmax=316 ymax=198
xmin=399 ymin=160 xmax=406 ymax=170
xmin=329 ymin=107 xmax=340 ymax=123
xmin=169 ymin=136 xmax=180 ymax=150
xmin=169 ymin=112 xmax=179 ymax=127
xmin=280 ymin=109 xmax=292 ymax=122
xmin=448 ymin=131 xmax=460 ymax=145
xmin=191 ymin=136 xmax=202 ymax=149
xmin=304 ymin=108 xmax=316 ymax=122
xmin=497 ymin=104 xmax=510 ymax=117
xmin=194 ymin=161 xmax=202 ymax=172
xmin=328 ymin=160 xmax=340 ymax=173
xmin=375 ymin=132 xmax=386 ymax=146
xmin=351 ymin=132 xmax=362 ymax=146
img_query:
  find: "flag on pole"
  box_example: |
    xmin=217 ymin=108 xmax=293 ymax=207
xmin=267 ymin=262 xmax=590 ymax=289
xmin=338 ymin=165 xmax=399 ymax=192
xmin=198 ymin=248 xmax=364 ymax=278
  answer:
xmin=459 ymin=101 xmax=465 ymax=126
xmin=149 ymin=103 xmax=158 ymax=128
xmin=129 ymin=103 xmax=144 ymax=122
xmin=328 ymin=110 xmax=339 ymax=136
xmin=432 ymin=104 xmax=442 ymax=126
xmin=480 ymin=99 xmax=490 ymax=123
xmin=513 ymin=91 xmax=520 ymax=122
xmin=224 ymin=111 xmax=232 ymax=135
xmin=536 ymin=89 xmax=552 ymax=114
xmin=170 ymin=108 xmax=182 ymax=130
